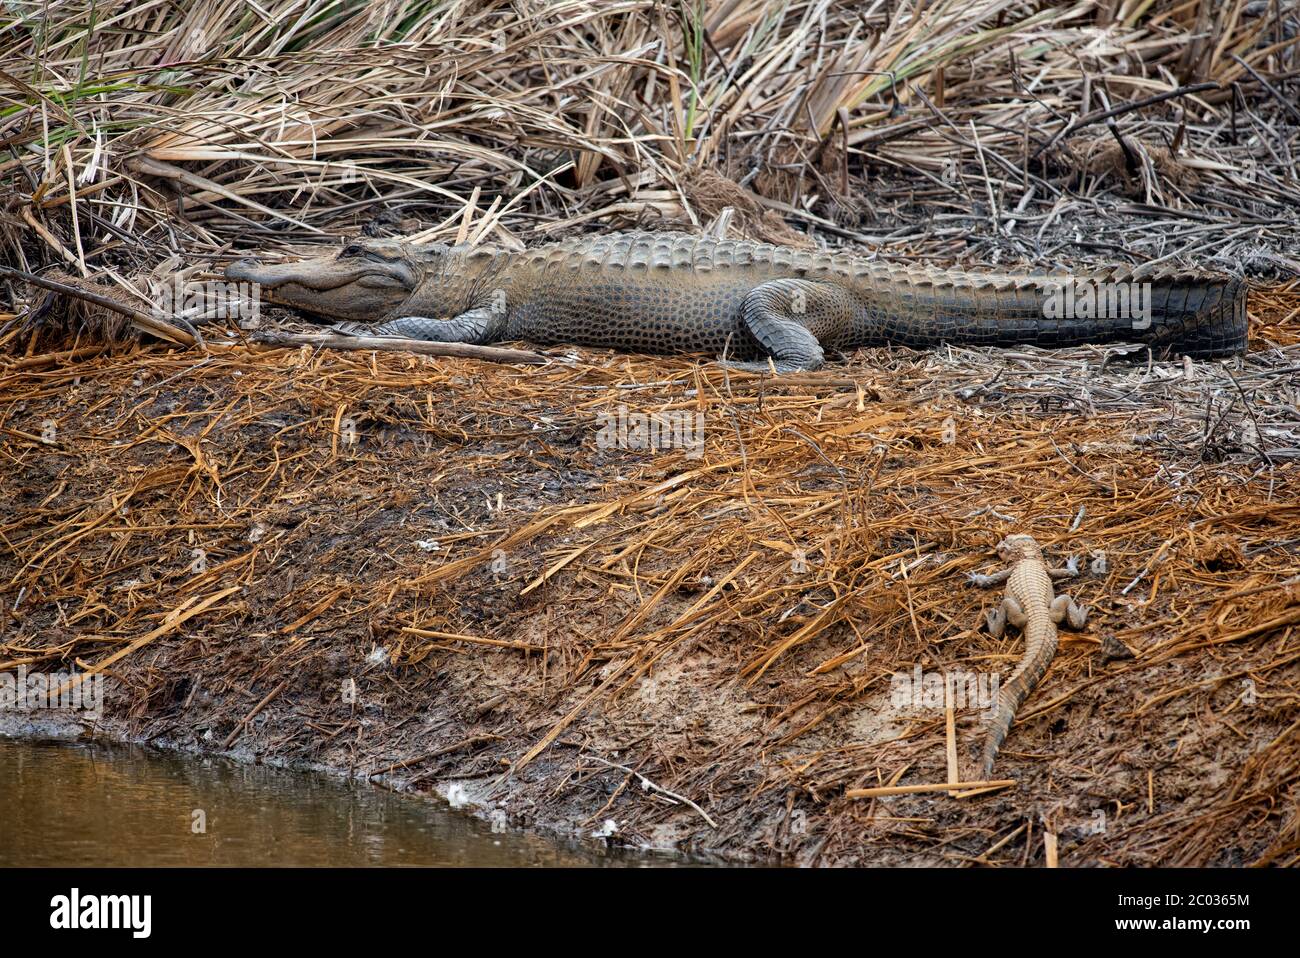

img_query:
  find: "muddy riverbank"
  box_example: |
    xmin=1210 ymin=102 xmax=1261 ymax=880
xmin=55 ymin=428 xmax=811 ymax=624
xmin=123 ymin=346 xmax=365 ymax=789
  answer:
xmin=3 ymin=294 xmax=1299 ymax=865
xmin=0 ymin=735 xmax=675 ymax=866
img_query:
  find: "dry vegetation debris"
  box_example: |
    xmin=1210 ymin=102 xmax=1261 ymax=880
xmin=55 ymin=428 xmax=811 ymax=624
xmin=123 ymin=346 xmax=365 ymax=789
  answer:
xmin=1 ymin=1 xmax=1298 ymax=864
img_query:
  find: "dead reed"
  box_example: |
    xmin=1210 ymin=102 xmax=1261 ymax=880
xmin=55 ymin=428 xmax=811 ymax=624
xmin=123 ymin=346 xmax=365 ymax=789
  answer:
xmin=1 ymin=1 xmax=1298 ymax=865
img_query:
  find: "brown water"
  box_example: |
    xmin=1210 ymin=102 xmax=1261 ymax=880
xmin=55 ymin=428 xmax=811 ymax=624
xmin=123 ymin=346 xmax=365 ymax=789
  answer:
xmin=0 ymin=739 xmax=669 ymax=867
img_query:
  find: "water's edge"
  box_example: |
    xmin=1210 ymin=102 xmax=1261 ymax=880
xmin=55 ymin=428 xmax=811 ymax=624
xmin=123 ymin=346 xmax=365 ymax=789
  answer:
xmin=0 ymin=712 xmax=716 ymax=867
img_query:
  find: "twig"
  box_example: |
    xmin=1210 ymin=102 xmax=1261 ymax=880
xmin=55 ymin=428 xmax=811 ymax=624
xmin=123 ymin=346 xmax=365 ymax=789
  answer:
xmin=1229 ymin=54 xmax=1300 ymax=124
xmin=251 ymin=330 xmax=554 ymax=365
xmin=53 ymin=586 xmax=241 ymax=698
xmin=222 ymin=677 xmax=289 ymax=749
xmin=847 ymin=779 xmax=1015 ymax=798
xmin=0 ymin=264 xmax=199 ymax=347
xmin=582 ymin=753 xmax=718 ymax=828
xmin=945 ymin=698 xmax=960 ymax=797
xmin=1033 ymin=82 xmax=1220 ymax=159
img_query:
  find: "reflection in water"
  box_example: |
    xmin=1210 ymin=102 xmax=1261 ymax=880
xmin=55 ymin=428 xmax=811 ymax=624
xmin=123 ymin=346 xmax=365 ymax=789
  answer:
xmin=0 ymin=740 xmax=665 ymax=867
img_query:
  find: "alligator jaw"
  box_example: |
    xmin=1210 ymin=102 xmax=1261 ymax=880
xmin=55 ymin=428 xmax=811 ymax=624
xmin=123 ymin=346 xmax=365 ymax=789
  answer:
xmin=231 ymin=278 xmax=364 ymax=321
xmin=227 ymin=255 xmax=375 ymax=292
xmin=224 ymin=245 xmax=417 ymax=322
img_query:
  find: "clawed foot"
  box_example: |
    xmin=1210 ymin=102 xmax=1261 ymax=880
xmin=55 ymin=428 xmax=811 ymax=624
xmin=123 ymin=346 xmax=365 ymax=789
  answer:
xmin=968 ymin=569 xmax=1011 ymax=588
xmin=1068 ymin=602 xmax=1089 ymax=630
xmin=1049 ymin=555 xmax=1083 ymax=580
xmin=329 ymin=321 xmax=383 ymax=337
xmin=1050 ymin=594 xmax=1089 ymax=630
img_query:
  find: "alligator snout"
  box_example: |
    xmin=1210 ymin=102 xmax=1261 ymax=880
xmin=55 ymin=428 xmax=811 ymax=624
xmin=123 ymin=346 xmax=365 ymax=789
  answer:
xmin=225 ymin=258 xmax=264 ymax=283
xmin=217 ymin=247 xmax=418 ymax=321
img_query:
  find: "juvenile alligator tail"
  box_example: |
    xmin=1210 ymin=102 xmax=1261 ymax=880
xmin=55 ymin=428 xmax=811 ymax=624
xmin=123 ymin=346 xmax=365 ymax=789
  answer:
xmin=980 ymin=624 xmax=1059 ymax=777
xmin=858 ymin=267 xmax=1247 ymax=358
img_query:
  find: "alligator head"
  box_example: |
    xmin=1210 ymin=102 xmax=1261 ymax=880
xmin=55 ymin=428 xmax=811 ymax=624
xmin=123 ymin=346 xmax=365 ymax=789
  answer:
xmin=995 ymin=534 xmax=1043 ymax=563
xmin=225 ymin=238 xmax=434 ymax=322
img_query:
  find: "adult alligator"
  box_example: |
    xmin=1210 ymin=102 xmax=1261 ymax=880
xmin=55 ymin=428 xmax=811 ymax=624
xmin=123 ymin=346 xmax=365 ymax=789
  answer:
xmin=226 ymin=232 xmax=1247 ymax=372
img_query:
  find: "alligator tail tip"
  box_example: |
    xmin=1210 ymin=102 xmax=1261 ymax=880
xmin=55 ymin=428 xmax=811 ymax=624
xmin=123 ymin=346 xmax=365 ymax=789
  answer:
xmin=981 ymin=754 xmax=996 ymax=779
xmin=981 ymin=725 xmax=1007 ymax=778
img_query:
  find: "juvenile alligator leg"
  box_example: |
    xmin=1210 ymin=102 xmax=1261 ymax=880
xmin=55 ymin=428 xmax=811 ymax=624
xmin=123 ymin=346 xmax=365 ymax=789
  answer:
xmin=985 ymin=594 xmax=1027 ymax=637
xmin=1051 ymin=593 xmax=1089 ymax=630
xmin=373 ymin=304 xmax=502 ymax=344
xmin=1048 ymin=556 xmax=1082 ymax=580
xmin=721 ymin=279 xmax=854 ymax=373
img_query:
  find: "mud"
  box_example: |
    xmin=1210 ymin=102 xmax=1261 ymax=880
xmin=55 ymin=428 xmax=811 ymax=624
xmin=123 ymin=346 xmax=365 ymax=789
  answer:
xmin=2 ymin=298 xmax=1298 ymax=866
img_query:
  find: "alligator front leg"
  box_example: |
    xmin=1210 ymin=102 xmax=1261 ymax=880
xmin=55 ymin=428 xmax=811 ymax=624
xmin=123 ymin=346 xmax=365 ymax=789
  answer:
xmin=1048 ymin=555 xmax=1083 ymax=580
xmin=720 ymin=279 xmax=855 ymax=374
xmin=372 ymin=304 xmax=502 ymax=344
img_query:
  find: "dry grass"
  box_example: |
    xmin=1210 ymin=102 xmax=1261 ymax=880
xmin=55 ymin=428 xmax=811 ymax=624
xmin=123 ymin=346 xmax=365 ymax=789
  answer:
xmin=1 ymin=290 xmax=1297 ymax=864
xmin=2 ymin=1 xmax=1299 ymax=865
xmin=2 ymin=0 xmax=1297 ymax=285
